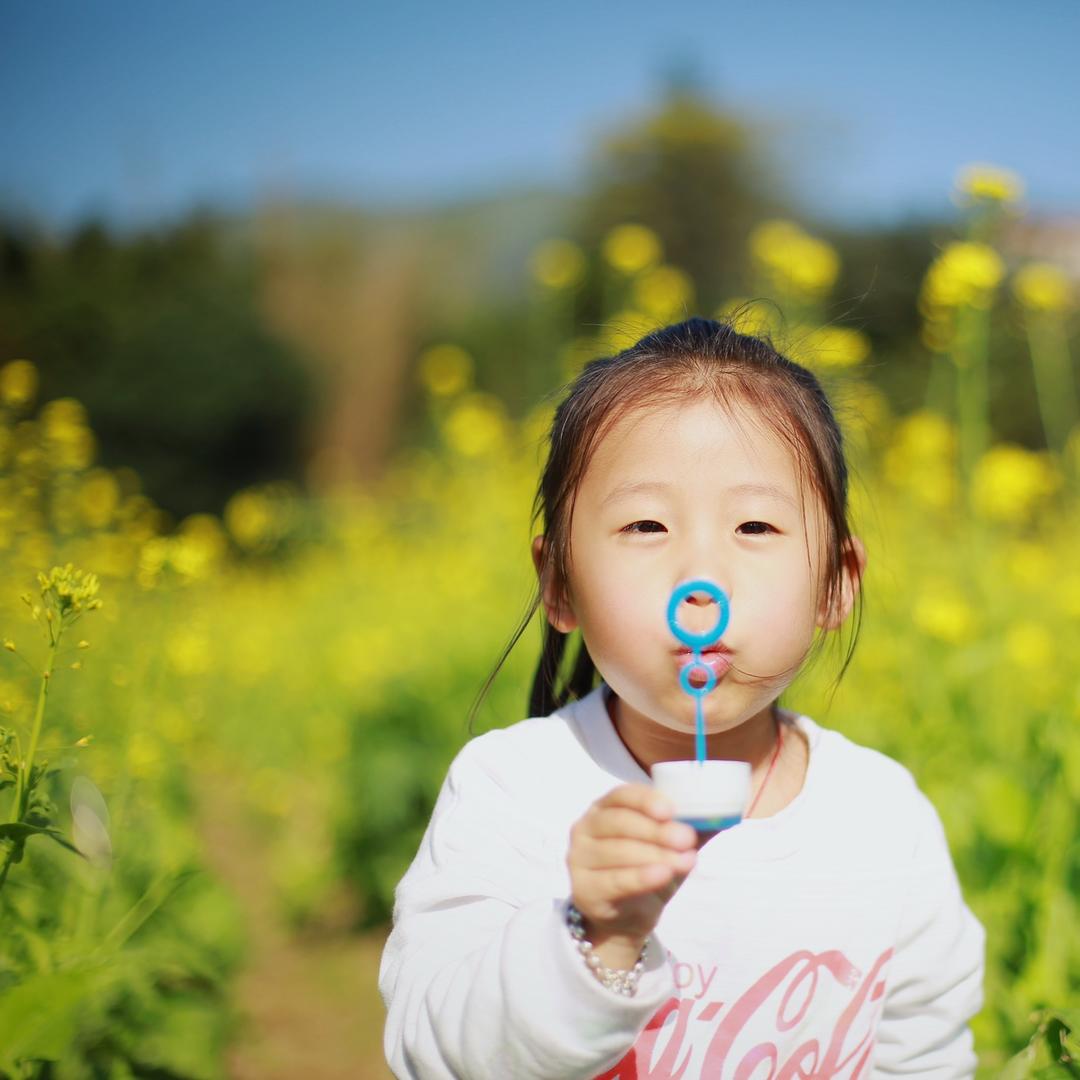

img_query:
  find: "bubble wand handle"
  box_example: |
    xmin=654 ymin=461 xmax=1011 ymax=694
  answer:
xmin=666 ymin=580 xmax=730 ymax=764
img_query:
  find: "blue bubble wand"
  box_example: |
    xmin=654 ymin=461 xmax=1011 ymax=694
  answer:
xmin=666 ymin=579 xmax=730 ymax=763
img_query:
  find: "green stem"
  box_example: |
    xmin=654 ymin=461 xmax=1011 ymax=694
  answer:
xmin=1026 ymin=311 xmax=1077 ymax=458
xmin=0 ymin=622 xmax=63 ymax=891
xmin=954 ymin=303 xmax=992 ymax=504
xmin=8 ymin=627 xmax=60 ymax=825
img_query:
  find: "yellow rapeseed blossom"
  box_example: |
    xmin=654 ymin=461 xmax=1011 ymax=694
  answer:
xmin=37 ymin=563 xmax=103 ymax=622
xmin=715 ymin=298 xmax=782 ymax=339
xmin=530 ymin=239 xmax=587 ymax=290
xmin=602 ymin=224 xmax=662 ymax=275
xmin=883 ymin=411 xmax=958 ymax=510
xmin=0 ymin=359 xmax=38 ymax=408
xmin=442 ymin=393 xmax=508 ymax=458
xmin=1006 ymin=541 xmax=1053 ymax=588
xmin=419 ymin=345 xmax=473 ymax=398
xmin=598 ymin=311 xmax=664 ymax=354
xmin=126 ymin=729 xmax=163 ymax=781
xmin=225 ymin=489 xmax=275 ymax=550
xmin=791 ymin=325 xmax=871 ymax=369
xmin=171 ymin=514 xmax=228 ymax=579
xmin=955 ymin=163 xmax=1024 ymax=206
xmin=912 ymin=581 xmax=976 ymax=645
xmin=1012 ymin=262 xmax=1072 ymax=313
xmin=633 ymin=265 xmax=694 ymax=320
xmin=749 ymin=220 xmax=839 ymax=298
xmin=40 ymin=398 xmax=96 ymax=470
xmin=167 ymin=628 xmax=212 ymax=677
xmin=1005 ymin=621 xmax=1054 ymax=671
xmin=920 ymin=242 xmax=1005 ymax=311
xmin=1059 ymin=573 xmax=1080 ymax=618
xmin=971 ymin=444 xmax=1061 ymax=524
xmin=77 ymin=469 xmax=121 ymax=529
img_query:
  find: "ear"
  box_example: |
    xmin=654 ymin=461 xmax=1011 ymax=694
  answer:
xmin=531 ymin=535 xmax=578 ymax=634
xmin=817 ymin=535 xmax=867 ymax=631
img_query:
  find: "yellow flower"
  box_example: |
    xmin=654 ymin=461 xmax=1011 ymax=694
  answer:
xmin=418 ymin=345 xmax=473 ymax=398
xmin=715 ymin=297 xmax=782 ymax=338
xmin=597 ymin=310 xmax=662 ymax=354
xmin=40 ymin=398 xmax=96 ymax=470
xmin=749 ymin=220 xmax=839 ymax=297
xmin=955 ymin=163 xmax=1024 ymax=206
xmin=530 ymin=239 xmax=586 ymax=290
xmin=883 ymin=411 xmax=958 ymax=510
xmin=37 ymin=563 xmax=103 ymax=621
xmin=602 ymin=224 xmax=662 ymax=275
xmin=225 ymin=489 xmax=275 ymax=550
xmin=791 ymin=325 xmax=871 ymax=369
xmin=1005 ymin=621 xmax=1054 ymax=671
xmin=971 ymin=444 xmax=1060 ymax=524
xmin=171 ymin=514 xmax=228 ymax=579
xmin=912 ymin=581 xmax=975 ymax=645
xmin=633 ymin=265 xmax=694 ymax=320
xmin=77 ymin=469 xmax=121 ymax=529
xmin=0 ymin=359 xmax=38 ymax=408
xmin=167 ymin=628 xmax=212 ymax=676
xmin=920 ymin=242 xmax=1005 ymax=311
xmin=1006 ymin=541 xmax=1053 ymax=588
xmin=126 ymin=730 xmax=162 ymax=781
xmin=442 ymin=393 xmax=508 ymax=458
xmin=1012 ymin=262 xmax=1072 ymax=313
xmin=1060 ymin=573 xmax=1080 ymax=618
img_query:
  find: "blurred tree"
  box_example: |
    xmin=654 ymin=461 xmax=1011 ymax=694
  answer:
xmin=574 ymin=75 xmax=786 ymax=310
xmin=0 ymin=213 xmax=314 ymax=520
xmin=253 ymin=205 xmax=425 ymax=491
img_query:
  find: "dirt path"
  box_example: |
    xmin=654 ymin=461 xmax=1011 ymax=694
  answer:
xmin=197 ymin=779 xmax=394 ymax=1080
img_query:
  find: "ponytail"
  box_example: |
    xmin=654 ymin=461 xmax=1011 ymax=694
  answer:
xmin=528 ymin=623 xmax=597 ymax=718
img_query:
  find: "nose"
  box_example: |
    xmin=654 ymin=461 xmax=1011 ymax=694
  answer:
xmin=668 ymin=579 xmax=730 ymax=648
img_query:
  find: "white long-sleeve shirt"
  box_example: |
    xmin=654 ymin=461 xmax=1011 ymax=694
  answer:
xmin=379 ymin=685 xmax=985 ymax=1079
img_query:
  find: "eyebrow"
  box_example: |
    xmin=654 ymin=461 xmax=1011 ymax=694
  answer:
xmin=600 ymin=479 xmax=798 ymax=509
xmin=724 ymin=482 xmax=799 ymax=508
xmin=599 ymin=480 xmax=672 ymax=508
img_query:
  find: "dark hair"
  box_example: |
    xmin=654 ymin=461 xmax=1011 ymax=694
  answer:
xmin=470 ymin=316 xmax=864 ymax=726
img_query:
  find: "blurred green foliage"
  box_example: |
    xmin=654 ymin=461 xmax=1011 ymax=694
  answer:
xmin=0 ymin=214 xmax=314 ymax=520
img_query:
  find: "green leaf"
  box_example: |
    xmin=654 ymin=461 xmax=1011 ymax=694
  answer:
xmin=0 ymin=822 xmax=82 ymax=855
xmin=998 ymin=1040 xmax=1038 ymax=1080
xmin=0 ymin=970 xmax=93 ymax=1071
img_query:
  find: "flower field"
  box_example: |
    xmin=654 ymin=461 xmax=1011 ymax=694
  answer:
xmin=1 ymin=166 xmax=1078 ymax=1076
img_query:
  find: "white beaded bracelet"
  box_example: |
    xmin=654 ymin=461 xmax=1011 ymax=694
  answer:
xmin=565 ymin=902 xmax=648 ymax=997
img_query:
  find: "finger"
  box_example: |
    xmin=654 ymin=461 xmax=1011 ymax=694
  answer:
xmin=595 ymin=862 xmax=677 ymax=900
xmin=587 ymin=808 xmax=697 ymax=850
xmin=596 ymin=783 xmax=675 ymax=821
xmin=578 ymin=838 xmax=698 ymax=873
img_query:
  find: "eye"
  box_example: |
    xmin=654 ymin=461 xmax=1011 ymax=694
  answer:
xmin=737 ymin=521 xmax=775 ymax=535
xmin=621 ymin=520 xmax=667 ymax=534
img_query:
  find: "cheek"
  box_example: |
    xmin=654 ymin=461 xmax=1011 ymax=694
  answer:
xmin=739 ymin=558 xmax=819 ymax=639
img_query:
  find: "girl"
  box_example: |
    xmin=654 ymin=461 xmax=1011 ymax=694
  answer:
xmin=379 ymin=318 xmax=985 ymax=1079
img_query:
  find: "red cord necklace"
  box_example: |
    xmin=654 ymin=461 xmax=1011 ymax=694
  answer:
xmin=745 ymin=712 xmax=785 ymax=818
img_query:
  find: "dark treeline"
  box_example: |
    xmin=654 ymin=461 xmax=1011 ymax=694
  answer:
xmin=2 ymin=87 xmax=1000 ymax=519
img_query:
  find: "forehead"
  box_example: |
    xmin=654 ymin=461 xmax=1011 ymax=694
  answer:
xmin=581 ymin=396 xmax=805 ymax=497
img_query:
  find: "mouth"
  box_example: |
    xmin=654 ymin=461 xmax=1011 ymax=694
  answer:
xmin=675 ymin=646 xmax=733 ymax=687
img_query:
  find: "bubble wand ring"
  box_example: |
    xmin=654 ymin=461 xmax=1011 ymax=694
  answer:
xmin=667 ymin=579 xmax=730 ymax=762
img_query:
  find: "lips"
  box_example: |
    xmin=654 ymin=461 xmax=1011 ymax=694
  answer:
xmin=676 ymin=647 xmax=732 ymax=685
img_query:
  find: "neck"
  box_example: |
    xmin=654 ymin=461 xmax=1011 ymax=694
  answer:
xmin=605 ymin=687 xmax=781 ymax=776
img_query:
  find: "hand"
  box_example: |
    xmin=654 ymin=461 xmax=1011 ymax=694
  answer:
xmin=567 ymin=784 xmax=697 ymax=970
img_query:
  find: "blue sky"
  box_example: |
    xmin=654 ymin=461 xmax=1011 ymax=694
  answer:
xmin=4 ymin=0 xmax=1078 ymax=229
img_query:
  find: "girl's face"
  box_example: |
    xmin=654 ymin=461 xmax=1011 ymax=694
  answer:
xmin=537 ymin=396 xmax=863 ymax=746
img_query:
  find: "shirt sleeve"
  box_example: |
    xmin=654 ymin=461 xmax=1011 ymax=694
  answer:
xmin=378 ymin=736 xmax=675 ymax=1080
xmin=870 ymin=789 xmax=985 ymax=1079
